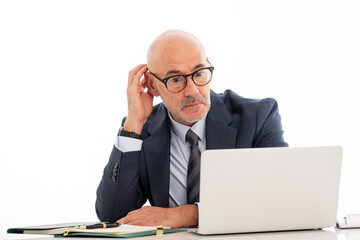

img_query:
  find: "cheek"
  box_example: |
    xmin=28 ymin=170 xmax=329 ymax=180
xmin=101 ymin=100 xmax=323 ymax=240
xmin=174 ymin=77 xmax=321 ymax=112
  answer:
xmin=200 ymin=87 xmax=211 ymax=103
xmin=160 ymin=92 xmax=181 ymax=111
xmin=168 ymin=96 xmax=183 ymax=109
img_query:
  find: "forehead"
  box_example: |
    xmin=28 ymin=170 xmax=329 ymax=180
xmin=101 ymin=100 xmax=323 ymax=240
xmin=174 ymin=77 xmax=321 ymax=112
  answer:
xmin=156 ymin=47 xmax=206 ymax=76
xmin=162 ymin=57 xmax=205 ymax=76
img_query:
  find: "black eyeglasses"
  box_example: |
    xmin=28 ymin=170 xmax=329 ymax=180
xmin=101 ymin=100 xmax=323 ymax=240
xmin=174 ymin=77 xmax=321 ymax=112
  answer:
xmin=149 ymin=60 xmax=214 ymax=93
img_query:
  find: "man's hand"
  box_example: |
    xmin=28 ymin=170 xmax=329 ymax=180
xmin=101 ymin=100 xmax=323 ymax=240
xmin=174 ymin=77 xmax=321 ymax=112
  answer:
xmin=124 ymin=64 xmax=154 ymax=134
xmin=116 ymin=205 xmax=198 ymax=228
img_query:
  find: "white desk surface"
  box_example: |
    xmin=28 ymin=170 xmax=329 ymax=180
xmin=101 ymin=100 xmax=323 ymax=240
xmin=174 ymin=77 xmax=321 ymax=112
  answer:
xmin=2 ymin=227 xmax=360 ymax=240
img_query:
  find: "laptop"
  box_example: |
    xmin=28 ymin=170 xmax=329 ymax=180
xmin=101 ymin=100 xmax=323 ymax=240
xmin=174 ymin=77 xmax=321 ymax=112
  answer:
xmin=195 ymin=146 xmax=342 ymax=235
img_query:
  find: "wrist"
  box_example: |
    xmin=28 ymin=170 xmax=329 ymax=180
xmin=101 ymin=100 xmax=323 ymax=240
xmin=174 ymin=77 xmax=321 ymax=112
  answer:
xmin=173 ymin=204 xmax=198 ymax=228
xmin=123 ymin=118 xmax=145 ymax=134
xmin=118 ymin=127 xmax=142 ymax=140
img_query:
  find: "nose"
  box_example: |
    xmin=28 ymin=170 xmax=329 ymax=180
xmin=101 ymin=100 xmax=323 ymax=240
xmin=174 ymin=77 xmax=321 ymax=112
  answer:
xmin=184 ymin=76 xmax=199 ymax=97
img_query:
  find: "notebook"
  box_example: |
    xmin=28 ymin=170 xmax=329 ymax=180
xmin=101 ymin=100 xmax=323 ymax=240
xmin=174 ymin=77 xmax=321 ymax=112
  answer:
xmin=7 ymin=222 xmax=185 ymax=238
xmin=195 ymin=146 xmax=342 ymax=235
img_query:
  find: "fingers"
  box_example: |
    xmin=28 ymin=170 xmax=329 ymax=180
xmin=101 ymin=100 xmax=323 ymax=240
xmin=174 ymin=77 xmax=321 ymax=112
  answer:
xmin=127 ymin=65 xmax=149 ymax=99
xmin=116 ymin=215 xmax=141 ymax=225
xmin=122 ymin=220 xmax=143 ymax=226
xmin=117 ymin=217 xmax=140 ymax=226
xmin=116 ymin=208 xmax=140 ymax=224
xmin=128 ymin=64 xmax=146 ymax=86
xmin=116 ymin=218 xmax=124 ymax=224
xmin=128 ymin=64 xmax=148 ymax=89
xmin=116 ymin=206 xmax=157 ymax=226
xmin=117 ymin=217 xmax=143 ymax=226
xmin=134 ymin=65 xmax=148 ymax=80
xmin=139 ymin=77 xmax=147 ymax=92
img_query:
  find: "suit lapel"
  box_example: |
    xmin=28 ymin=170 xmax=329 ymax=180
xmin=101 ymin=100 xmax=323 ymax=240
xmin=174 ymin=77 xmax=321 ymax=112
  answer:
xmin=142 ymin=104 xmax=171 ymax=207
xmin=206 ymin=91 xmax=238 ymax=150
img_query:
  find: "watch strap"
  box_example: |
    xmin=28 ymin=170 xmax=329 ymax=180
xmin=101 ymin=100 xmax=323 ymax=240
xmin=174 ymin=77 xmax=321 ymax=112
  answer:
xmin=117 ymin=127 xmax=142 ymax=140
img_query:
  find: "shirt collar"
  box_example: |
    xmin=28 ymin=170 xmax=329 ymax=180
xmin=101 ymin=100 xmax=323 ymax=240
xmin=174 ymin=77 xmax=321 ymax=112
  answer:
xmin=167 ymin=110 xmax=206 ymax=143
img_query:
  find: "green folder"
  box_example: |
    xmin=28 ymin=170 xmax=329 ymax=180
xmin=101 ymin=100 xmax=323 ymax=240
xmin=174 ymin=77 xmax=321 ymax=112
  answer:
xmin=7 ymin=222 xmax=187 ymax=238
xmin=7 ymin=222 xmax=96 ymax=234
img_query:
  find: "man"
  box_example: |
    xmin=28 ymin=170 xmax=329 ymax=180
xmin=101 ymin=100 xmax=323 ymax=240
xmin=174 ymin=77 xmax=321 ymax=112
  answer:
xmin=96 ymin=30 xmax=288 ymax=228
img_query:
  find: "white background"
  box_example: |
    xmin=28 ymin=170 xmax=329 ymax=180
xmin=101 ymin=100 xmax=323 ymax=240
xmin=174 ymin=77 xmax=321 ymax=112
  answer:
xmin=1 ymin=0 xmax=359 ymax=235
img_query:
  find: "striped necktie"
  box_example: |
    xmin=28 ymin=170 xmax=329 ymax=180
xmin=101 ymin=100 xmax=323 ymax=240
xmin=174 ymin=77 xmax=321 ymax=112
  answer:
xmin=186 ymin=129 xmax=201 ymax=204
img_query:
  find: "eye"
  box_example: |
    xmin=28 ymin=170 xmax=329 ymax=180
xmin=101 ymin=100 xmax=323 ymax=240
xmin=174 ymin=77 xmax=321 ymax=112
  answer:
xmin=169 ymin=76 xmax=185 ymax=84
xmin=194 ymin=70 xmax=204 ymax=77
xmin=172 ymin=77 xmax=181 ymax=83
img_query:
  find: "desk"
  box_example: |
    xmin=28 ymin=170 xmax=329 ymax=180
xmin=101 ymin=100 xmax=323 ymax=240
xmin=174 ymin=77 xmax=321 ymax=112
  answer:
xmin=2 ymin=228 xmax=360 ymax=240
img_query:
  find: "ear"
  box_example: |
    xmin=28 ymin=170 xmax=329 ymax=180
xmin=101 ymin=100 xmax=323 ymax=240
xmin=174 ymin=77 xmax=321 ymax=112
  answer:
xmin=145 ymin=72 xmax=160 ymax=97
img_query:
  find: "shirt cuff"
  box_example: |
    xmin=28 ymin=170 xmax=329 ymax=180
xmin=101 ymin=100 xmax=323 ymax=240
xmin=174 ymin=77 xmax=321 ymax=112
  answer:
xmin=114 ymin=136 xmax=142 ymax=152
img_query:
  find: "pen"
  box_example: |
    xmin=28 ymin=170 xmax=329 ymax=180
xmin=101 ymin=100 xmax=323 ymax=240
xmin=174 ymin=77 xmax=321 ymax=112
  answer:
xmin=78 ymin=222 xmax=120 ymax=230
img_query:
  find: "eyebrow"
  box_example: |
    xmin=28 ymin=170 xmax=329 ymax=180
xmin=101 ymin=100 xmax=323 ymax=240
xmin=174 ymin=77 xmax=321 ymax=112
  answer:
xmin=164 ymin=63 xmax=205 ymax=76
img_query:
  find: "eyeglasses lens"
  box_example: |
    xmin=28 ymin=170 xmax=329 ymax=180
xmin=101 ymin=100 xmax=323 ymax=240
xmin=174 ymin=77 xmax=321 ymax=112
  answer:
xmin=167 ymin=68 xmax=212 ymax=93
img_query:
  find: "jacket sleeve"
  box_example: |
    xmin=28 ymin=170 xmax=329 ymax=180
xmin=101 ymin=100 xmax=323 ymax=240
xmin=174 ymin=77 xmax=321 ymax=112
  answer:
xmin=253 ymin=98 xmax=289 ymax=148
xmin=95 ymin=146 xmax=146 ymax=222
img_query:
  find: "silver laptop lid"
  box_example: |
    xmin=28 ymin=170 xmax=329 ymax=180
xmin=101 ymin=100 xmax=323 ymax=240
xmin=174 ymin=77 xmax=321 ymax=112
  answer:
xmin=198 ymin=146 xmax=342 ymax=235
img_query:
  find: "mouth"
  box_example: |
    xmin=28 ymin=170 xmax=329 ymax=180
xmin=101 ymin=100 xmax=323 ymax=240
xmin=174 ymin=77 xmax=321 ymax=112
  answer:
xmin=184 ymin=102 xmax=203 ymax=109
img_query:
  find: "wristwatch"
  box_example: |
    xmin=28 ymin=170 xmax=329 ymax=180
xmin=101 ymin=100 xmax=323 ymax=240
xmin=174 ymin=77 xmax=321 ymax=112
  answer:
xmin=117 ymin=127 xmax=142 ymax=140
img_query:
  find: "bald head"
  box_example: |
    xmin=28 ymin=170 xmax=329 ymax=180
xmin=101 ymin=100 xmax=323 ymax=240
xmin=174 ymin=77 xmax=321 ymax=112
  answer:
xmin=144 ymin=30 xmax=212 ymax=126
xmin=147 ymin=30 xmax=206 ymax=73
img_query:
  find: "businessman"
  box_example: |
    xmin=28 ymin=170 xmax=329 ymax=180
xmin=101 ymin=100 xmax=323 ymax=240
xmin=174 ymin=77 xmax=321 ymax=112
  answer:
xmin=96 ymin=30 xmax=288 ymax=228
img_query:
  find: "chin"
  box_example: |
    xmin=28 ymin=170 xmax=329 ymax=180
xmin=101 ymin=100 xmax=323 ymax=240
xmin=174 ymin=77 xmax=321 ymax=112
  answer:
xmin=171 ymin=104 xmax=210 ymax=125
xmin=181 ymin=111 xmax=208 ymax=124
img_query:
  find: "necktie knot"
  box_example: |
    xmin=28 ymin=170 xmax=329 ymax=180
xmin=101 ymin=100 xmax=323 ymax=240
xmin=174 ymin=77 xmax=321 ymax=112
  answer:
xmin=186 ymin=129 xmax=199 ymax=147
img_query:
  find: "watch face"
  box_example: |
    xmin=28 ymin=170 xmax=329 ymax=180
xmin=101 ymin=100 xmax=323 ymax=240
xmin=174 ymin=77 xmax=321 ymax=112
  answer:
xmin=117 ymin=127 xmax=124 ymax=136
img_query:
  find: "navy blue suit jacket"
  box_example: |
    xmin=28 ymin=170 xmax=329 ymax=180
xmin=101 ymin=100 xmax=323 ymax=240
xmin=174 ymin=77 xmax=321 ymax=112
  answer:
xmin=96 ymin=90 xmax=288 ymax=222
